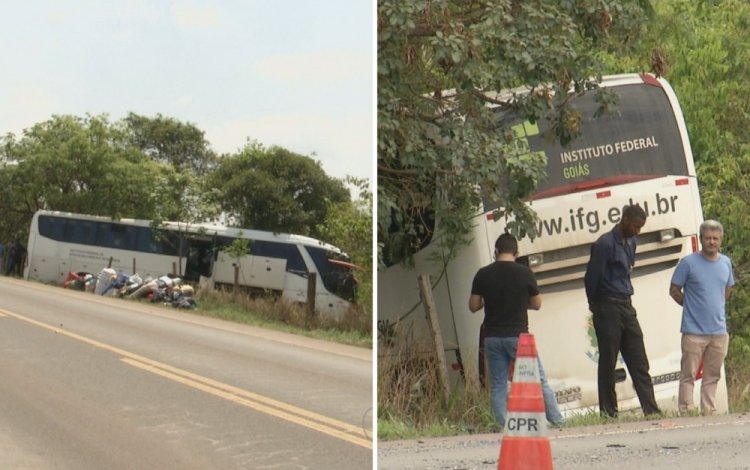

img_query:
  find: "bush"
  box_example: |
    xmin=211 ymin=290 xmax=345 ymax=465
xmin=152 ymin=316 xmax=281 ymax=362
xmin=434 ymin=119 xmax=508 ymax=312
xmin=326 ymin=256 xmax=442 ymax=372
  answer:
xmin=378 ymin=338 xmax=496 ymax=440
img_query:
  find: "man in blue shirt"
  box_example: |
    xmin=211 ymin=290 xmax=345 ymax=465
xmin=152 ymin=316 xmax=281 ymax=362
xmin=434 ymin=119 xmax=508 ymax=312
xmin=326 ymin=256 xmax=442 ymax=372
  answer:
xmin=584 ymin=204 xmax=660 ymax=418
xmin=669 ymin=219 xmax=734 ymax=415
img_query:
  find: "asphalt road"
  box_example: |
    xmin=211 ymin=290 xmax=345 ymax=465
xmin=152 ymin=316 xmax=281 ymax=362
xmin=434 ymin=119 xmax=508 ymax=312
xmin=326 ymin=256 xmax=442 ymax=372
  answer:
xmin=0 ymin=276 xmax=373 ymax=469
xmin=378 ymin=413 xmax=750 ymax=469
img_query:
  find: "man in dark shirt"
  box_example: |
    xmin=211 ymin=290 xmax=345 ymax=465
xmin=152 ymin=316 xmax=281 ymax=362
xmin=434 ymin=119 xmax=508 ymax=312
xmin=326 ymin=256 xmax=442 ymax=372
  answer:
xmin=584 ymin=204 xmax=660 ymax=418
xmin=469 ymin=233 xmax=564 ymax=429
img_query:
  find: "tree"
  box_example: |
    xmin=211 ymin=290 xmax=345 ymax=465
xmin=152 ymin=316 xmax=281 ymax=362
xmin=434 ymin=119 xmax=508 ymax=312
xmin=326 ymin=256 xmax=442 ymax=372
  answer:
xmin=208 ymin=141 xmax=350 ymax=238
xmin=0 ymin=114 xmax=165 ymax=230
xmin=124 ymin=112 xmax=217 ymax=175
xmin=0 ymin=113 xmax=222 ymax=250
xmin=378 ymin=0 xmax=651 ymax=267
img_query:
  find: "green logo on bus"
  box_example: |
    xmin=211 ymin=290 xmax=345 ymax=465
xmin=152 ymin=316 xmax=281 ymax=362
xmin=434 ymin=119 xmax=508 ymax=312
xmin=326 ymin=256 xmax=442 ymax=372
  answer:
xmin=507 ymin=121 xmax=547 ymax=162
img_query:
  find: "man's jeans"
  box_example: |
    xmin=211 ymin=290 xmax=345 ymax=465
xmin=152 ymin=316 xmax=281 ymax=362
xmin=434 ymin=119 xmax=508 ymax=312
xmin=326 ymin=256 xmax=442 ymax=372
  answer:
xmin=485 ymin=336 xmax=565 ymax=426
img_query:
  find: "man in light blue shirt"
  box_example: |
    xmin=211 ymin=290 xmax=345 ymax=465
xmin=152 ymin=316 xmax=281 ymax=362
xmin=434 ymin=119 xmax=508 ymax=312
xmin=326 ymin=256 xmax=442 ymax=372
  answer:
xmin=669 ymin=219 xmax=734 ymax=415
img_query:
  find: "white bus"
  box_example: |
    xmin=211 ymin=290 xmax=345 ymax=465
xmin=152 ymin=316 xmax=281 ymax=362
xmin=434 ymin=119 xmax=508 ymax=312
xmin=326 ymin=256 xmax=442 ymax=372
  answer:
xmin=378 ymin=73 xmax=728 ymax=415
xmin=24 ymin=210 xmax=359 ymax=320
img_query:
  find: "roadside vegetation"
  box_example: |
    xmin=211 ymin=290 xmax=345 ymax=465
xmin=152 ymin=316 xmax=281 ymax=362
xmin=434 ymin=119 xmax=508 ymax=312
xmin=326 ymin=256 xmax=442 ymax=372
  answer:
xmin=379 ymin=339 xmax=743 ymax=441
xmin=192 ymin=287 xmax=372 ymax=348
xmin=378 ymin=0 xmax=750 ymax=440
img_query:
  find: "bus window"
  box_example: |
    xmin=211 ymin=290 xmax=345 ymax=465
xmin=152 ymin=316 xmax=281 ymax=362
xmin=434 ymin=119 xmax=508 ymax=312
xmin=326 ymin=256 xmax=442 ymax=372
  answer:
xmin=134 ymin=227 xmax=179 ymax=256
xmin=64 ymin=219 xmax=97 ymax=245
xmin=38 ymin=215 xmax=66 ymax=241
xmin=96 ymin=222 xmax=137 ymax=250
xmin=213 ymin=236 xmax=308 ymax=276
xmin=251 ymin=240 xmax=307 ymax=275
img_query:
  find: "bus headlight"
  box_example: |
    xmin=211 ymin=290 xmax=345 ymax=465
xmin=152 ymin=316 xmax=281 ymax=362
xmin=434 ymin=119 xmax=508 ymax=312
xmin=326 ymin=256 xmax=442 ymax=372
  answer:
xmin=659 ymin=229 xmax=675 ymax=242
xmin=528 ymin=254 xmax=544 ymax=267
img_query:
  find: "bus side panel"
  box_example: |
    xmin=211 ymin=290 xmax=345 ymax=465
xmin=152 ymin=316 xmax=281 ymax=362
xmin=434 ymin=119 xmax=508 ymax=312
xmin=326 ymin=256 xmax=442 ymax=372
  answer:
xmin=213 ymin=252 xmax=287 ymax=291
xmin=314 ymin=291 xmax=352 ymax=322
xmin=378 ymin=249 xmax=462 ymax=373
xmin=69 ymin=248 xmax=114 ymax=277
xmin=24 ymin=231 xmax=58 ymax=282
xmin=445 ymin=229 xmax=494 ymax=384
xmin=67 ymin=249 xmax=169 ymax=281
xmin=378 ymin=251 xmax=453 ymax=345
xmin=25 ymin=232 xmax=65 ymax=284
xmin=377 ymin=254 xmax=465 ymax=386
xmin=378 ymin=222 xmax=492 ymax=384
xmin=279 ymin=273 xmax=306 ymax=305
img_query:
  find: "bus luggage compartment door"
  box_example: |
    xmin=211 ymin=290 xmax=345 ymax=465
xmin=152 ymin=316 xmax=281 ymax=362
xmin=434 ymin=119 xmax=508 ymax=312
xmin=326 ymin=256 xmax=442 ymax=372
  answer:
xmin=213 ymin=252 xmax=286 ymax=291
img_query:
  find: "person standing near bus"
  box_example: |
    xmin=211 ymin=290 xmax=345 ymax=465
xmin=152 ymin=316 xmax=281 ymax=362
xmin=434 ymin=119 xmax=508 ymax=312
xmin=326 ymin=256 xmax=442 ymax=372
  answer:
xmin=469 ymin=233 xmax=564 ymax=429
xmin=669 ymin=219 xmax=734 ymax=415
xmin=584 ymin=204 xmax=661 ymax=418
xmin=4 ymin=238 xmax=17 ymax=275
xmin=5 ymin=237 xmax=26 ymax=277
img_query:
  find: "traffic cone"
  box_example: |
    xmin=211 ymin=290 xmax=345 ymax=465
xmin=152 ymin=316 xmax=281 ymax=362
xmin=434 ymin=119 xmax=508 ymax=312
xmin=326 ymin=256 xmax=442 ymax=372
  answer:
xmin=497 ymin=333 xmax=553 ymax=470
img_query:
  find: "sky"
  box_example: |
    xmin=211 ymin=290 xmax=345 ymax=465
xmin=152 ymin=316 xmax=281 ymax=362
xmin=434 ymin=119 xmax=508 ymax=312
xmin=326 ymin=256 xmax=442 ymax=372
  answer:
xmin=0 ymin=1 xmax=374 ymax=188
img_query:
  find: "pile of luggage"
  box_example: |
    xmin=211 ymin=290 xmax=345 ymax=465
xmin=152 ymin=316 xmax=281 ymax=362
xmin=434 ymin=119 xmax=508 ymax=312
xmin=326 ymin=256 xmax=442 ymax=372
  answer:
xmin=63 ymin=268 xmax=198 ymax=309
xmin=63 ymin=271 xmax=96 ymax=291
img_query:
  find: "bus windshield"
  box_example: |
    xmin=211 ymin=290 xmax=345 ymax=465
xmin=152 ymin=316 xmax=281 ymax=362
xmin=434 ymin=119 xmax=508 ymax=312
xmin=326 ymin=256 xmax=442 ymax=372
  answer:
xmin=305 ymin=246 xmax=359 ymax=304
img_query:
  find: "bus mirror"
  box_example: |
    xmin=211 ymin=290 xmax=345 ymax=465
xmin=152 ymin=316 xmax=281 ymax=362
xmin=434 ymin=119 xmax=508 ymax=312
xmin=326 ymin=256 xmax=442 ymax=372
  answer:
xmin=659 ymin=229 xmax=675 ymax=242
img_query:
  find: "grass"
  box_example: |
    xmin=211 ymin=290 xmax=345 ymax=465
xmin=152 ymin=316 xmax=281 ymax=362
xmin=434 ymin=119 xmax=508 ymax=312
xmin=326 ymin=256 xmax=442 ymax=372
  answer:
xmin=378 ymin=337 xmax=750 ymax=441
xmin=190 ymin=288 xmax=372 ymax=348
xmin=562 ymin=408 xmax=681 ymax=427
xmin=378 ymin=340 xmax=497 ymax=440
xmin=726 ymin=337 xmax=750 ymax=413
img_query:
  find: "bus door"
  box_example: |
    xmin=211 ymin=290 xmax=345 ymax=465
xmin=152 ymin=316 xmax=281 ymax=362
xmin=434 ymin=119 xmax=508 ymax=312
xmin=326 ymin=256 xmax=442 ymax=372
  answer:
xmin=184 ymin=238 xmax=214 ymax=281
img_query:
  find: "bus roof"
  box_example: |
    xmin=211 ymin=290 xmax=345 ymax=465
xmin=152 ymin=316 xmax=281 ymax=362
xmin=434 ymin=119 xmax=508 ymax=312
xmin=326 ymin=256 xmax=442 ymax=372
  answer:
xmin=32 ymin=210 xmax=346 ymax=255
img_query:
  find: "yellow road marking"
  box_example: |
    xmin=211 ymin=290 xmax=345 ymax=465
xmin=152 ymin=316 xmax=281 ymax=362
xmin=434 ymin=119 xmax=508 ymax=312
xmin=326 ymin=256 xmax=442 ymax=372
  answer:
xmin=0 ymin=307 xmax=372 ymax=449
xmin=121 ymin=358 xmax=371 ymax=448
